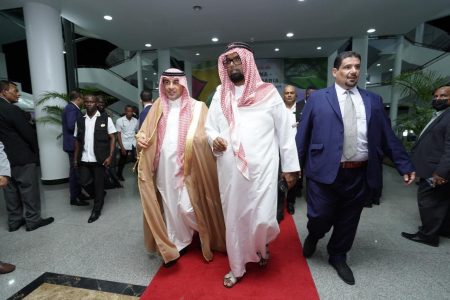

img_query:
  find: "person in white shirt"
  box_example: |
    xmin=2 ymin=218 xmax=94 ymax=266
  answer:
xmin=74 ymin=94 xmax=117 ymax=223
xmin=277 ymin=84 xmax=302 ymax=222
xmin=115 ymin=105 xmax=138 ymax=181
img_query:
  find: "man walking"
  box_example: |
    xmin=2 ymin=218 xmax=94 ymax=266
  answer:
xmin=74 ymin=94 xmax=116 ymax=223
xmin=137 ymin=68 xmax=225 ymax=267
xmin=296 ymin=51 xmax=415 ymax=285
xmin=205 ymin=42 xmax=299 ymax=287
xmin=116 ymin=105 xmax=138 ymax=181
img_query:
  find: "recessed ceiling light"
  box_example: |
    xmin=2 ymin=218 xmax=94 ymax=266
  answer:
xmin=192 ymin=5 xmax=202 ymax=11
xmin=145 ymin=43 xmax=152 ymax=47
xmin=316 ymin=46 xmax=322 ymax=50
xmin=298 ymin=0 xmax=305 ymax=2
xmin=376 ymin=63 xmax=381 ymax=67
xmin=274 ymin=48 xmax=280 ymax=52
xmin=144 ymin=77 xmax=148 ymax=80
xmin=195 ymin=53 xmax=200 ymax=56
xmin=211 ymin=37 xmax=219 ymax=42
xmin=286 ymin=32 xmax=294 ymax=38
xmin=153 ymin=72 xmax=157 ymax=75
xmin=389 ymin=68 xmax=393 ymax=72
xmin=367 ymin=28 xmax=376 ymax=33
xmin=104 ymin=15 xmax=112 ymax=21
xmin=62 ymin=50 xmax=66 ymax=54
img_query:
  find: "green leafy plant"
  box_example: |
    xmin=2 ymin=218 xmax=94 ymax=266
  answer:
xmin=36 ymin=91 xmax=68 ymax=126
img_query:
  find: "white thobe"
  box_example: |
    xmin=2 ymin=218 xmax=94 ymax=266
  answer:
xmin=205 ymin=85 xmax=300 ymax=277
xmin=156 ymin=98 xmax=198 ymax=251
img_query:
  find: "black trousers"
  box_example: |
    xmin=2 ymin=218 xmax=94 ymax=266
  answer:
xmin=277 ymin=178 xmax=302 ymax=216
xmin=306 ymin=167 xmax=368 ymax=262
xmin=417 ymin=179 xmax=450 ymax=239
xmin=117 ymin=146 xmax=136 ymax=177
xmin=79 ymin=162 xmax=105 ymax=212
xmin=3 ymin=163 xmax=41 ymax=227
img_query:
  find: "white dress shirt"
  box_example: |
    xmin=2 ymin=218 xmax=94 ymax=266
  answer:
xmin=335 ymin=83 xmax=368 ymax=162
xmin=116 ymin=116 xmax=138 ymax=150
xmin=74 ymin=111 xmax=117 ymax=162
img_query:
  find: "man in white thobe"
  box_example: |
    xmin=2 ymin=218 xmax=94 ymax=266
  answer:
xmin=205 ymin=42 xmax=300 ymax=287
xmin=137 ymin=69 xmax=225 ymax=267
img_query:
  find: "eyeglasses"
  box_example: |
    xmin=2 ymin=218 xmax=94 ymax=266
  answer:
xmin=222 ymin=56 xmax=242 ymax=67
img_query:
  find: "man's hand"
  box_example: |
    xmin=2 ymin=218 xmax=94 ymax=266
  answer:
xmin=137 ymin=136 xmax=150 ymax=149
xmin=213 ymin=137 xmax=228 ymax=152
xmin=282 ymin=172 xmax=298 ymax=189
xmin=120 ymin=148 xmax=127 ymax=156
xmin=73 ymin=161 xmax=79 ymax=169
xmin=403 ymin=172 xmax=416 ymax=185
xmin=431 ymin=172 xmax=448 ymax=186
xmin=0 ymin=176 xmax=8 ymax=188
xmin=103 ymin=156 xmax=113 ymax=167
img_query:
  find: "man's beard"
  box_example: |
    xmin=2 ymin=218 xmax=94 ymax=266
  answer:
xmin=229 ymin=72 xmax=244 ymax=84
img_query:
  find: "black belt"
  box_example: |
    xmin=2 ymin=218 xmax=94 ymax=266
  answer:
xmin=340 ymin=161 xmax=368 ymax=169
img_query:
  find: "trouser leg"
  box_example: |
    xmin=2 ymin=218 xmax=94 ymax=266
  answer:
xmin=67 ymin=152 xmax=81 ymax=201
xmin=92 ymin=163 xmax=105 ymax=212
xmin=9 ymin=164 xmax=41 ymax=226
xmin=117 ymin=151 xmax=127 ymax=177
xmin=418 ymin=180 xmax=450 ymax=240
xmin=3 ymin=175 xmax=23 ymax=226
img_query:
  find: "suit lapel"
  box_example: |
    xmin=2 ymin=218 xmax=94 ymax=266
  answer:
xmin=358 ymin=88 xmax=372 ymax=125
xmin=417 ymin=109 xmax=450 ymax=143
xmin=326 ymin=86 xmax=342 ymax=121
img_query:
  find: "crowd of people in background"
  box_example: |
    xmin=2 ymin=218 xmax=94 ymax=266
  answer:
xmin=0 ymin=43 xmax=449 ymax=290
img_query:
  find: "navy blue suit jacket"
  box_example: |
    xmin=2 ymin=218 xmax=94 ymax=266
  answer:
xmin=296 ymin=85 xmax=414 ymax=189
xmin=139 ymin=104 xmax=151 ymax=129
xmin=62 ymin=102 xmax=82 ymax=152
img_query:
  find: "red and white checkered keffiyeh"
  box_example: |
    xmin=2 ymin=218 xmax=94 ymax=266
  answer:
xmin=154 ymin=68 xmax=194 ymax=183
xmin=217 ymin=47 xmax=274 ymax=179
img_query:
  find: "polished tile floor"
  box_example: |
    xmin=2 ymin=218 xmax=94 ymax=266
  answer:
xmin=0 ymin=166 xmax=449 ymax=299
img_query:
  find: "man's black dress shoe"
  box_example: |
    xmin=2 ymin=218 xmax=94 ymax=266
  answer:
xmin=329 ymin=260 xmax=355 ymax=285
xmin=70 ymin=199 xmax=89 ymax=206
xmin=0 ymin=262 xmax=15 ymax=274
xmin=277 ymin=213 xmax=284 ymax=223
xmin=8 ymin=219 xmax=26 ymax=232
xmin=302 ymin=235 xmax=318 ymax=258
xmin=78 ymin=193 xmax=94 ymax=201
xmin=372 ymin=197 xmax=380 ymax=205
xmin=26 ymin=217 xmax=54 ymax=231
xmin=401 ymin=232 xmax=438 ymax=247
xmin=118 ymin=175 xmax=125 ymax=181
xmin=439 ymin=232 xmax=450 ymax=238
xmin=287 ymin=203 xmax=295 ymax=215
xmin=88 ymin=211 xmax=101 ymax=223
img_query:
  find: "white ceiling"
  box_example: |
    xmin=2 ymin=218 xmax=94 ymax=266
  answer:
xmin=1 ymin=0 xmax=449 ymax=61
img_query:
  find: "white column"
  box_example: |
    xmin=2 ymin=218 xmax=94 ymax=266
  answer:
xmin=352 ymin=35 xmax=369 ymax=89
xmin=415 ymin=23 xmax=425 ymax=44
xmin=136 ymin=50 xmax=143 ymax=100
xmin=23 ymin=1 xmax=68 ymax=182
xmin=389 ymin=36 xmax=404 ymax=128
xmin=327 ymin=50 xmax=338 ymax=86
xmin=184 ymin=60 xmax=192 ymax=95
xmin=158 ymin=49 xmax=170 ymax=76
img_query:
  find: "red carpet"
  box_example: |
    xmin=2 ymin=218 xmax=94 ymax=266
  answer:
xmin=141 ymin=214 xmax=319 ymax=300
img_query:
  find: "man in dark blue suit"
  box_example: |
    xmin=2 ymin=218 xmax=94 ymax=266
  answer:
xmin=296 ymin=51 xmax=416 ymax=285
xmin=402 ymin=85 xmax=450 ymax=247
xmin=139 ymin=89 xmax=153 ymax=129
xmin=62 ymin=90 xmax=89 ymax=206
